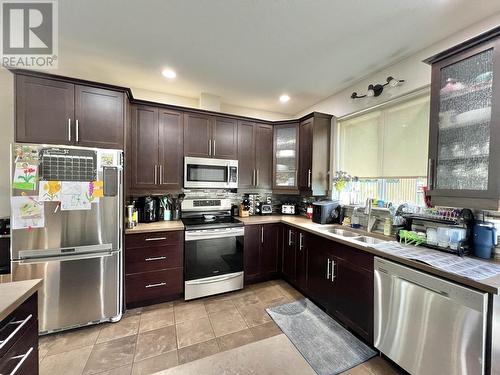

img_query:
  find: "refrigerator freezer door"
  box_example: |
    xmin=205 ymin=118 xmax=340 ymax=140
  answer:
xmin=12 ymin=251 xmax=121 ymax=333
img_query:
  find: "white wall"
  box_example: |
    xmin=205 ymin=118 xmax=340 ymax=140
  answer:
xmin=0 ymin=69 xmax=14 ymax=218
xmin=295 ymin=13 xmax=500 ymax=118
xmin=130 ymin=87 xmax=199 ymax=108
xmin=131 ymin=87 xmax=289 ymax=121
xmin=220 ymin=103 xmax=290 ymax=121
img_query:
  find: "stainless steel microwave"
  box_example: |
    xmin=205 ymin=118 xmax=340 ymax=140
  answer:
xmin=184 ymin=157 xmax=238 ymax=189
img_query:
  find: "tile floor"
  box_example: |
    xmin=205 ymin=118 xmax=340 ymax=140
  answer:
xmin=37 ymin=279 xmax=403 ymax=375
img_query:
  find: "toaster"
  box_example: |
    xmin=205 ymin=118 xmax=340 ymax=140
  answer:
xmin=281 ymin=204 xmax=296 ymax=215
xmin=259 ymin=204 xmax=273 ymax=215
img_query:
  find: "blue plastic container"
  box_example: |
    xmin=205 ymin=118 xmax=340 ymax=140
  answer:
xmin=473 ymin=221 xmax=497 ymax=259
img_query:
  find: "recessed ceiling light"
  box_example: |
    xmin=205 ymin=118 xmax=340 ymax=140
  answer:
xmin=162 ymin=69 xmax=176 ymax=79
xmin=279 ymin=94 xmax=290 ymax=103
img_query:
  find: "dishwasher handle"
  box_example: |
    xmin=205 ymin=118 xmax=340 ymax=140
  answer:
xmin=396 ymin=275 xmax=449 ymax=298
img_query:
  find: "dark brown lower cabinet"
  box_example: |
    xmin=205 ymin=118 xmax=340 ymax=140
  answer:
xmin=0 ymin=293 xmax=39 ymax=375
xmin=331 ymin=257 xmax=374 ymax=342
xmin=297 ymin=232 xmax=374 ymax=344
xmin=125 ymin=231 xmax=184 ymax=308
xmin=244 ymin=225 xmax=261 ymax=281
xmin=295 ymin=230 xmax=308 ymax=291
xmin=282 ymin=226 xmax=297 ymax=282
xmin=306 ymin=235 xmax=334 ymax=309
xmin=282 ymin=226 xmax=307 ymax=292
xmin=244 ymin=224 xmax=281 ymax=284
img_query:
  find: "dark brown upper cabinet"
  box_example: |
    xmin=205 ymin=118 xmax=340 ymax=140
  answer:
xmin=184 ymin=113 xmax=238 ymax=159
xmin=237 ymin=121 xmax=256 ymax=189
xmin=15 ymin=74 xmax=125 ymax=149
xmin=74 ymin=85 xmax=125 ymax=149
xmin=237 ymin=121 xmax=273 ymax=190
xmin=184 ymin=113 xmax=212 ymax=157
xmin=298 ymin=117 xmax=313 ymax=192
xmin=298 ymin=113 xmax=332 ymax=196
xmin=273 ymin=122 xmax=300 ymax=192
xmin=255 ymin=124 xmax=273 ymax=189
xmin=131 ymin=105 xmax=159 ymax=190
xmin=130 ymin=105 xmax=183 ymax=192
xmin=425 ymin=28 xmax=500 ymax=210
xmin=15 ymin=75 xmax=75 ymax=145
xmin=159 ymin=109 xmax=184 ymax=189
xmin=213 ymin=117 xmax=238 ymax=159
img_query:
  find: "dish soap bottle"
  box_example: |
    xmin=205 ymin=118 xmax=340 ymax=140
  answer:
xmin=384 ymin=217 xmax=392 ymax=236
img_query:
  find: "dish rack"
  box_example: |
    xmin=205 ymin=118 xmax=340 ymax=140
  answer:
xmin=396 ymin=208 xmax=474 ymax=257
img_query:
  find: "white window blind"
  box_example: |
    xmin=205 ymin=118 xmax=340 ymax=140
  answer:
xmin=339 ymin=94 xmax=430 ymax=178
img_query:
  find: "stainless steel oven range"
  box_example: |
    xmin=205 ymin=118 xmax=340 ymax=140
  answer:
xmin=182 ymin=198 xmax=244 ymax=300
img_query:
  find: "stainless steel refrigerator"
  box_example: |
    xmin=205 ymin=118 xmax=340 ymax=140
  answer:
xmin=10 ymin=143 xmax=123 ymax=334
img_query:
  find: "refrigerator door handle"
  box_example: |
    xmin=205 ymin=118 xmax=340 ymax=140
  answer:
xmin=17 ymin=251 xmax=116 ymax=264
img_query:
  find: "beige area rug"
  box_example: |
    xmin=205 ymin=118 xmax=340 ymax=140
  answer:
xmin=154 ymin=334 xmax=316 ymax=375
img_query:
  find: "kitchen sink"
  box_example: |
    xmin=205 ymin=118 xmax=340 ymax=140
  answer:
xmin=327 ymin=228 xmax=361 ymax=238
xmin=353 ymin=236 xmax=386 ymax=245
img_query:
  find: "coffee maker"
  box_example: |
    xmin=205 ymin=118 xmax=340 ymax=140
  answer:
xmin=136 ymin=196 xmax=157 ymax=223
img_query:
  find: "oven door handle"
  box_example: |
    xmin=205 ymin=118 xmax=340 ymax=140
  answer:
xmin=186 ymin=273 xmax=242 ymax=285
xmin=185 ymin=229 xmax=244 ymax=241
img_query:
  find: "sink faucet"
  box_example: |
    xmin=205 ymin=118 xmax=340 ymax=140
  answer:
xmin=364 ymin=198 xmax=377 ymax=233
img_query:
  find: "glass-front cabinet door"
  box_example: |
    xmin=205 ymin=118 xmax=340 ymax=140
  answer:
xmin=427 ymin=36 xmax=500 ymax=206
xmin=273 ymin=123 xmax=299 ymax=190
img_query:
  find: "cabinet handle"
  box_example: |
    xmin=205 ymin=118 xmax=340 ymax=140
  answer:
xmin=9 ymin=346 xmax=33 ymax=375
xmin=213 ymin=139 xmax=216 ymax=156
xmin=75 ymin=119 xmax=79 ymax=142
xmin=145 ymin=256 xmax=167 ymax=262
xmin=154 ymin=165 xmax=158 ymax=185
xmin=256 ymin=169 xmax=259 ymax=186
xmin=145 ymin=282 xmax=166 ymax=288
xmin=209 ymin=139 xmax=212 ymax=156
xmin=145 ymin=236 xmax=167 ymax=241
xmin=299 ymin=233 xmax=304 ymax=251
xmin=68 ymin=118 xmax=72 ymax=141
xmin=331 ymin=259 xmax=336 ymax=281
xmin=253 ymin=169 xmax=257 ymax=186
xmin=308 ymin=169 xmax=312 ymax=188
xmin=326 ymin=258 xmax=331 ymax=280
xmin=0 ymin=314 xmax=32 ymax=350
xmin=261 ymin=227 xmax=264 ymax=244
xmin=428 ymin=158 xmax=434 ymax=190
xmin=288 ymin=229 xmax=292 ymax=246
xmin=159 ymin=165 xmax=163 ymax=185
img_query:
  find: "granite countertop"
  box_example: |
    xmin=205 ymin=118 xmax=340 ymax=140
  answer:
xmin=238 ymin=214 xmax=500 ymax=294
xmin=125 ymin=221 xmax=185 ymax=234
xmin=0 ymin=279 xmax=43 ymax=322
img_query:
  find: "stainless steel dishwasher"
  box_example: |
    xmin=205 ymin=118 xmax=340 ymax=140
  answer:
xmin=374 ymin=257 xmax=488 ymax=375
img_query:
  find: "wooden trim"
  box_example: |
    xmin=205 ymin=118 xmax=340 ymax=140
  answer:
xmin=10 ymin=69 xmax=332 ymax=125
xmin=10 ymin=69 xmax=132 ymax=98
xmin=423 ymin=25 xmax=500 ymax=64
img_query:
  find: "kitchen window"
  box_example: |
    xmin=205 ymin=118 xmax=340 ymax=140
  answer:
xmin=337 ymin=90 xmax=430 ymax=205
